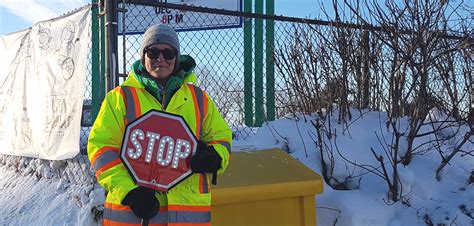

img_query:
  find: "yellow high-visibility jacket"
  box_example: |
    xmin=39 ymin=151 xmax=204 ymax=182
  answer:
xmin=87 ymin=59 xmax=232 ymax=226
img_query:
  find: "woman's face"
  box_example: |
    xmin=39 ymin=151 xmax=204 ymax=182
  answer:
xmin=144 ymin=43 xmax=177 ymax=84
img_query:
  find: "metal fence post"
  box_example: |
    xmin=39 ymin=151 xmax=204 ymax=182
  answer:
xmin=105 ymin=0 xmax=119 ymax=91
xmin=91 ymin=0 xmax=103 ymax=122
xmin=254 ymin=0 xmax=264 ymax=127
xmin=244 ymin=0 xmax=254 ymax=127
xmin=265 ymin=0 xmax=275 ymax=122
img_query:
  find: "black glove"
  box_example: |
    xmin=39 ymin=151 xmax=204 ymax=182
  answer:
xmin=191 ymin=141 xmax=222 ymax=173
xmin=121 ymin=186 xmax=160 ymax=220
xmin=191 ymin=141 xmax=222 ymax=185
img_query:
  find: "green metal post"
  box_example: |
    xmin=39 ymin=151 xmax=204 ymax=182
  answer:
xmin=244 ymin=0 xmax=253 ymax=127
xmin=265 ymin=0 xmax=275 ymax=121
xmin=91 ymin=0 xmax=103 ymax=122
xmin=254 ymin=0 xmax=264 ymax=126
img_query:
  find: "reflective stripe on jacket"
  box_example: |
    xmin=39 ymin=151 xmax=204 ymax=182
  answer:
xmin=88 ymin=69 xmax=232 ymax=226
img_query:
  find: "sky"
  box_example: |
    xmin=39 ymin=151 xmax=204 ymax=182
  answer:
xmin=0 ymin=0 xmax=321 ymax=35
xmin=1 ymin=108 xmax=472 ymax=225
xmin=0 ymin=0 xmax=87 ymax=35
xmin=1 ymin=0 xmax=471 ymax=35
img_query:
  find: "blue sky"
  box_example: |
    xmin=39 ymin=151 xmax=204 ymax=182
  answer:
xmin=0 ymin=0 xmax=321 ymax=35
xmin=0 ymin=0 xmax=88 ymax=35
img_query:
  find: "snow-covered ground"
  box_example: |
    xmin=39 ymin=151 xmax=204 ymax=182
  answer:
xmin=0 ymin=109 xmax=472 ymax=225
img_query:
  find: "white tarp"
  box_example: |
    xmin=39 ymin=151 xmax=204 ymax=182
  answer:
xmin=0 ymin=6 xmax=91 ymax=160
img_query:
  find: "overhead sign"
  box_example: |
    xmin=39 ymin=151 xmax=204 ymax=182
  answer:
xmin=120 ymin=110 xmax=197 ymax=192
xmin=119 ymin=0 xmax=242 ymax=34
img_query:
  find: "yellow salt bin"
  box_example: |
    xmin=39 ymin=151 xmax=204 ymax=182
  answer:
xmin=211 ymin=148 xmax=324 ymax=226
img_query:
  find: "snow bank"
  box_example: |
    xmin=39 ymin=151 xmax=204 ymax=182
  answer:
xmin=0 ymin=154 xmax=105 ymax=225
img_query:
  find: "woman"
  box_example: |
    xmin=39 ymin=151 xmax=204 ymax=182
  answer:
xmin=88 ymin=24 xmax=232 ymax=226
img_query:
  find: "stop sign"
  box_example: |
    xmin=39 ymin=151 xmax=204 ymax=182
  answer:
xmin=120 ymin=110 xmax=197 ymax=192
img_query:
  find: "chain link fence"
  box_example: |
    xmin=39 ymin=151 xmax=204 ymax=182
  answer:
xmin=80 ymin=13 xmax=94 ymax=153
xmin=118 ymin=2 xmax=305 ymax=140
xmin=74 ymin=6 xmax=95 ymax=184
xmin=115 ymin=1 xmax=472 ymax=140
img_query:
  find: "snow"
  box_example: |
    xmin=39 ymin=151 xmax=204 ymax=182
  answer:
xmin=0 ymin=109 xmax=473 ymax=225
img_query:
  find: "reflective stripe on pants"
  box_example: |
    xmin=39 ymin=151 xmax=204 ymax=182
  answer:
xmin=103 ymin=203 xmax=211 ymax=226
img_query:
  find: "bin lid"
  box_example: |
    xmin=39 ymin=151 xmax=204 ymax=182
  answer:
xmin=212 ymin=148 xmax=323 ymax=205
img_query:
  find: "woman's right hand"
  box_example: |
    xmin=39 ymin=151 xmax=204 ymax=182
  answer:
xmin=122 ymin=186 xmax=160 ymax=220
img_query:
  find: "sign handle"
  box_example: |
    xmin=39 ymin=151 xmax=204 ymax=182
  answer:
xmin=142 ymin=219 xmax=149 ymax=226
xmin=211 ymin=171 xmax=218 ymax=185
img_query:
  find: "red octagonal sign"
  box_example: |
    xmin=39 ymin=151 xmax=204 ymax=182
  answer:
xmin=120 ymin=110 xmax=197 ymax=192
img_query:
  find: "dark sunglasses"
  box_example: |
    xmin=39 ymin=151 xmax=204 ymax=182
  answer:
xmin=145 ymin=48 xmax=177 ymax=60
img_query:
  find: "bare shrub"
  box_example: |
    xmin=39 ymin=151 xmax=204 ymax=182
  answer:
xmin=273 ymin=0 xmax=472 ymax=201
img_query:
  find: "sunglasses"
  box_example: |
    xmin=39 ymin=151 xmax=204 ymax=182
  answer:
xmin=145 ymin=48 xmax=177 ymax=60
